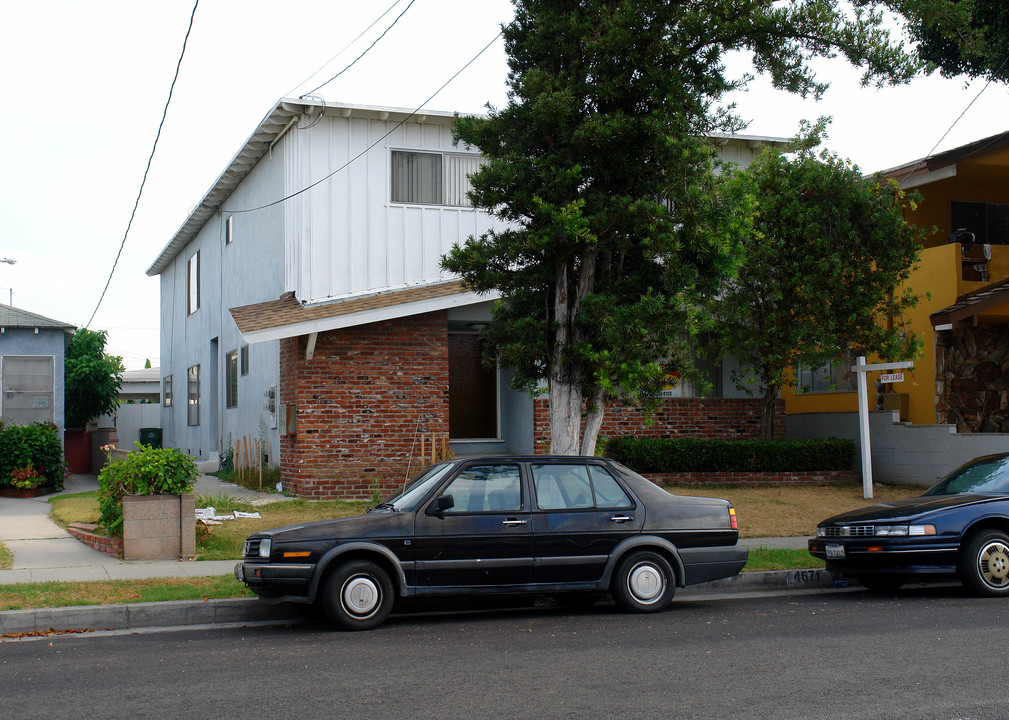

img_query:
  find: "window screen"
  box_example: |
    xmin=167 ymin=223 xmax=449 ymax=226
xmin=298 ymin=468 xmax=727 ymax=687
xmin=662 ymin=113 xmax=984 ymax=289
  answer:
xmin=1 ymin=355 xmax=54 ymax=424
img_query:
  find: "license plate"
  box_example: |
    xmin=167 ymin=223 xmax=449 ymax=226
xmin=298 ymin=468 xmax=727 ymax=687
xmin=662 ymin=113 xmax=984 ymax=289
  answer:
xmin=825 ymin=543 xmax=846 ymax=560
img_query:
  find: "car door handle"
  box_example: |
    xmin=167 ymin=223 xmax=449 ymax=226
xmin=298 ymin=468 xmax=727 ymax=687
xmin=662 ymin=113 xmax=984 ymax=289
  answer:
xmin=610 ymin=515 xmax=633 ymax=523
xmin=502 ymin=519 xmax=527 ymax=526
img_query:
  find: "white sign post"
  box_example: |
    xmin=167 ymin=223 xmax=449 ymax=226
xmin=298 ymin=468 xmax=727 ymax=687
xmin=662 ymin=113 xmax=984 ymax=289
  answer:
xmin=852 ymin=356 xmax=914 ymax=499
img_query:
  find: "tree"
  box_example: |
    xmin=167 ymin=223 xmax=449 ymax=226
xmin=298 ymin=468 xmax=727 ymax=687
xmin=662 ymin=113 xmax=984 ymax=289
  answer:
xmin=64 ymin=329 xmax=124 ymax=429
xmin=144 ymin=358 xmax=152 ymax=369
xmin=900 ymin=1 xmax=1009 ymax=82
xmin=706 ymin=127 xmax=924 ymax=439
xmin=444 ymin=0 xmax=927 ymax=455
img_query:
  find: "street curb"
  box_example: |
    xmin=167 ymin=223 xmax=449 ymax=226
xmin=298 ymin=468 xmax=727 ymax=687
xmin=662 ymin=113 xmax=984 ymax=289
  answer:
xmin=0 ymin=568 xmax=846 ymax=636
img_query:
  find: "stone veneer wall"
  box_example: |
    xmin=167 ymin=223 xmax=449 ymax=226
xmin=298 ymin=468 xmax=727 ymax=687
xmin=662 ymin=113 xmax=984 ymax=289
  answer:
xmin=936 ymin=324 xmax=1009 ymax=432
xmin=533 ymin=397 xmax=785 ymax=451
xmin=279 ymin=311 xmax=450 ymax=500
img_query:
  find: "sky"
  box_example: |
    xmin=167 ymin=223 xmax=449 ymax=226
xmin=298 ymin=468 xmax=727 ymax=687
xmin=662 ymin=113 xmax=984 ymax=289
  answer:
xmin=2 ymin=0 xmax=1009 ymax=370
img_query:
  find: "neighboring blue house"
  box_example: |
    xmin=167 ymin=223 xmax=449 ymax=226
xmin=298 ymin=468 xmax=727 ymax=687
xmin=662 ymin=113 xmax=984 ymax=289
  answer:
xmin=0 ymin=305 xmax=75 ymax=441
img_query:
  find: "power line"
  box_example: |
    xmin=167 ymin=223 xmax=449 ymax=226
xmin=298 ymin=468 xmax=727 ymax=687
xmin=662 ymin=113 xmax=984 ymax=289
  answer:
xmin=282 ymin=0 xmax=407 ymax=99
xmin=225 ymin=30 xmax=504 ymax=215
xmin=300 ymin=0 xmax=418 ymax=98
xmin=85 ymin=0 xmax=200 ymax=330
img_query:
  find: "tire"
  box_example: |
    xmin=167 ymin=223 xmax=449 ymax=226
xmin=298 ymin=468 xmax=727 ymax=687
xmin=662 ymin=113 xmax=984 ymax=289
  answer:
xmin=855 ymin=575 xmax=906 ymax=593
xmin=611 ymin=551 xmax=675 ymax=613
xmin=321 ymin=560 xmax=394 ymax=631
xmin=959 ymin=530 xmax=1009 ymax=597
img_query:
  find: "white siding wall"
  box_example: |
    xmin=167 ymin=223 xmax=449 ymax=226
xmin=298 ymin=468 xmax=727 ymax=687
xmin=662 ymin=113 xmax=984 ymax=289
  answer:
xmin=286 ymin=115 xmax=499 ymax=305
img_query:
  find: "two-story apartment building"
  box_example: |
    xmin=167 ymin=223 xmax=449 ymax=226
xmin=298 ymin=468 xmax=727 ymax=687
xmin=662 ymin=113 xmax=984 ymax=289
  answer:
xmin=147 ymin=98 xmax=788 ymax=498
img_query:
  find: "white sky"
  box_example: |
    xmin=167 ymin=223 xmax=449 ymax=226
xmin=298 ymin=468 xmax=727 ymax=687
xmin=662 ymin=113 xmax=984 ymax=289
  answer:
xmin=2 ymin=0 xmax=1008 ymax=370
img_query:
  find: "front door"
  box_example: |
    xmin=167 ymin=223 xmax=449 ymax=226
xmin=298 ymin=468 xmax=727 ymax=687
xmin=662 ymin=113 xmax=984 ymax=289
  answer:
xmin=413 ymin=463 xmax=532 ymax=589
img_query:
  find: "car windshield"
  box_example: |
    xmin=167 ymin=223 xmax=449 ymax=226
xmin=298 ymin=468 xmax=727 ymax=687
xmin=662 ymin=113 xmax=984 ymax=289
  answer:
xmin=922 ymin=455 xmax=1009 ymax=496
xmin=375 ymin=462 xmax=455 ymax=511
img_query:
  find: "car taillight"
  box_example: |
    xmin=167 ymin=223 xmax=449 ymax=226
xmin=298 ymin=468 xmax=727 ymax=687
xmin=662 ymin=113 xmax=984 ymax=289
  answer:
xmin=729 ymin=507 xmax=738 ymax=530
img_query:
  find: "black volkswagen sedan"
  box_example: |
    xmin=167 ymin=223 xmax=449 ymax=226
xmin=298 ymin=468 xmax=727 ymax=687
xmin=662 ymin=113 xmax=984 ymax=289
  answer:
xmin=809 ymin=453 xmax=1009 ymax=594
xmin=235 ymin=456 xmax=746 ymax=629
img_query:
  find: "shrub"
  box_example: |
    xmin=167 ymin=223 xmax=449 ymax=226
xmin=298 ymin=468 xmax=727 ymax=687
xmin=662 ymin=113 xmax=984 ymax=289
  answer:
xmin=605 ymin=436 xmax=854 ymax=474
xmin=0 ymin=422 xmax=67 ymax=491
xmin=98 ymin=443 xmax=198 ymax=536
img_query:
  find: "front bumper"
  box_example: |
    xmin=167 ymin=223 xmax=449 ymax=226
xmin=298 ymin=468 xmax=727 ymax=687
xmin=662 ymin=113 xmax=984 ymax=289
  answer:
xmin=235 ymin=560 xmax=316 ymax=601
xmin=808 ymin=538 xmax=960 ymax=577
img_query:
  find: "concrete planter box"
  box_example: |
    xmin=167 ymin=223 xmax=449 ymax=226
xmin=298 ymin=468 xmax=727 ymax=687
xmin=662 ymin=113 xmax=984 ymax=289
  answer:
xmin=123 ymin=493 xmax=196 ymax=561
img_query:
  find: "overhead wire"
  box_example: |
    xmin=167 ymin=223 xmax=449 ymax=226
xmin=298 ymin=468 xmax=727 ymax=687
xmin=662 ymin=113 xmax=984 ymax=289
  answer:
xmin=225 ymin=30 xmax=504 ymax=215
xmin=85 ymin=0 xmax=200 ymax=330
xmin=300 ymin=0 xmax=419 ymax=98
xmin=282 ymin=0 xmax=407 ymax=100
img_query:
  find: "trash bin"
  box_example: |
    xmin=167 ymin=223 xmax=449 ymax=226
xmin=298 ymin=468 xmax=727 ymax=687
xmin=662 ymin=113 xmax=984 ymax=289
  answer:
xmin=139 ymin=427 xmax=163 ymax=449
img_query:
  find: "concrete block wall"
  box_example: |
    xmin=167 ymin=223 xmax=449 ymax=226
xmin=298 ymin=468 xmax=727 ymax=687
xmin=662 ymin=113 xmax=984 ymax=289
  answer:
xmin=279 ymin=311 xmax=450 ymax=500
xmin=123 ymin=493 xmax=196 ymax=561
xmin=787 ymin=410 xmax=1009 ymax=488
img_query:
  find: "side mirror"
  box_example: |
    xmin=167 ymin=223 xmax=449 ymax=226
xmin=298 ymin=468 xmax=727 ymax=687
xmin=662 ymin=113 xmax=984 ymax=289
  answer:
xmin=431 ymin=494 xmax=454 ymax=514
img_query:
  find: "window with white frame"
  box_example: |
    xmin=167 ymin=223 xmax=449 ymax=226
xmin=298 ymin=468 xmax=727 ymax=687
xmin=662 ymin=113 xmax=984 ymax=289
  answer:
xmin=1 ymin=355 xmax=54 ymax=424
xmin=187 ymin=250 xmax=200 ymax=315
xmin=390 ymin=150 xmax=483 ymax=207
xmin=225 ymin=350 xmax=238 ymax=409
xmin=795 ymin=353 xmax=857 ymax=394
xmin=163 ymin=375 xmax=173 ymax=407
xmin=187 ymin=365 xmax=200 ymax=425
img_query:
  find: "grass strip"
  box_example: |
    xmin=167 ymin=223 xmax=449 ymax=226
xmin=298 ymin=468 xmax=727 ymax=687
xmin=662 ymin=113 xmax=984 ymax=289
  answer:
xmin=0 ymin=542 xmax=12 ymax=571
xmin=743 ymin=547 xmax=823 ymax=572
xmin=0 ymin=575 xmax=251 ymax=611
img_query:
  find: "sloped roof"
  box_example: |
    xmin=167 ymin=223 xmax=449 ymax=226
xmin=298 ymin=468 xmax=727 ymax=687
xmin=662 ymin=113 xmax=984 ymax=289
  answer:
xmin=0 ymin=305 xmax=75 ymax=331
xmin=230 ymin=281 xmax=498 ymax=343
xmin=930 ymin=277 xmax=1009 ymax=327
xmin=882 ymin=130 xmax=1009 ymax=188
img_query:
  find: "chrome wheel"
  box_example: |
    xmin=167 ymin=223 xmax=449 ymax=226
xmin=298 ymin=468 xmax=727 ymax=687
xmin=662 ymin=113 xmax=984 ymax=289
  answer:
xmin=341 ymin=574 xmax=381 ymax=618
xmin=611 ymin=550 xmax=675 ymax=613
xmin=626 ymin=561 xmax=666 ymax=605
xmin=977 ymin=540 xmax=1009 ymax=590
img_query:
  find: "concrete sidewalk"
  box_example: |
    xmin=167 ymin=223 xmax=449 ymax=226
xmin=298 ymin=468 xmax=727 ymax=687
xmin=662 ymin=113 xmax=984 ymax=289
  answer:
xmin=0 ymin=476 xmax=838 ymax=636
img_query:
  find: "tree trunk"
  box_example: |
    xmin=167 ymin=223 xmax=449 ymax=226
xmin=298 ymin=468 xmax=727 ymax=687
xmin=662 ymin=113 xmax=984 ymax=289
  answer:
xmin=549 ymin=379 xmax=582 ymax=455
xmin=760 ymin=384 xmax=778 ymax=440
xmin=580 ymin=387 xmax=607 ymax=455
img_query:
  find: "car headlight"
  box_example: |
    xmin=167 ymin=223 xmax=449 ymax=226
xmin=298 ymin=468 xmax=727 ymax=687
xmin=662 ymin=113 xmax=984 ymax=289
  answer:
xmin=875 ymin=524 xmax=936 ymax=537
xmin=816 ymin=527 xmax=826 ymax=537
xmin=258 ymin=538 xmax=272 ymax=558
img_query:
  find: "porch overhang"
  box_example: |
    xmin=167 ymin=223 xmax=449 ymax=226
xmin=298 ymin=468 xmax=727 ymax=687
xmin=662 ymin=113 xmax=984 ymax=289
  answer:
xmin=930 ymin=277 xmax=1009 ymax=329
xmin=230 ymin=280 xmax=500 ymax=344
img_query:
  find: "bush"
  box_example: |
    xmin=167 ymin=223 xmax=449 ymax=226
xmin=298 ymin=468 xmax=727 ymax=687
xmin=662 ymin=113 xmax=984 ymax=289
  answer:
xmin=604 ymin=436 xmax=854 ymax=474
xmin=98 ymin=443 xmax=198 ymax=537
xmin=0 ymin=422 xmax=67 ymax=491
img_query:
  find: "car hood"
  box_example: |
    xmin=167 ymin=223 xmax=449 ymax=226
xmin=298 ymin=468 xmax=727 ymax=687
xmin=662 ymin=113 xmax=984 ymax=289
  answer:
xmin=260 ymin=510 xmax=411 ymax=542
xmin=821 ymin=494 xmax=996 ymax=525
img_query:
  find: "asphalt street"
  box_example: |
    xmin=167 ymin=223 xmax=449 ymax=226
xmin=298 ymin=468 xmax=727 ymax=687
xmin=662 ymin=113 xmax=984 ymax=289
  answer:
xmin=2 ymin=586 xmax=1004 ymax=720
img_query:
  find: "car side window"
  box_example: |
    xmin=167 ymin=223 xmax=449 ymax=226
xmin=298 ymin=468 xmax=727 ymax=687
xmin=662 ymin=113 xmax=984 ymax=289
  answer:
xmin=589 ymin=465 xmax=633 ymax=509
xmin=440 ymin=464 xmax=522 ymax=512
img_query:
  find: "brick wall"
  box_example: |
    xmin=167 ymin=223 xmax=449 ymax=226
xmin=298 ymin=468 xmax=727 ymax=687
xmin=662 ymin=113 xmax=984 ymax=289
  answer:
xmin=279 ymin=312 xmax=450 ymax=500
xmin=533 ymin=396 xmax=785 ymax=451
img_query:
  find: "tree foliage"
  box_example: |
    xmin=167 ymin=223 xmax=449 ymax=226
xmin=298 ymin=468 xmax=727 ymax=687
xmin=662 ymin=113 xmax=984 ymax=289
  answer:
xmin=444 ymin=0 xmax=929 ymax=454
xmin=707 ymin=126 xmax=925 ymax=439
xmin=899 ymin=0 xmax=1009 ymax=82
xmin=64 ymin=328 xmax=124 ymax=429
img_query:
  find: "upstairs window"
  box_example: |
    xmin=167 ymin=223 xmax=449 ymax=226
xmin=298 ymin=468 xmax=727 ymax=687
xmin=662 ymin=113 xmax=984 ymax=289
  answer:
xmin=391 ymin=150 xmax=483 ymax=207
xmin=240 ymin=345 xmax=249 ymax=375
xmin=187 ymin=250 xmax=200 ymax=315
xmin=951 ymin=201 xmax=1009 ymax=245
xmin=225 ymin=215 xmax=234 ymax=245
xmin=225 ymin=350 xmax=238 ymax=408
xmin=163 ymin=375 xmax=173 ymax=407
xmin=187 ymin=365 xmax=200 ymax=426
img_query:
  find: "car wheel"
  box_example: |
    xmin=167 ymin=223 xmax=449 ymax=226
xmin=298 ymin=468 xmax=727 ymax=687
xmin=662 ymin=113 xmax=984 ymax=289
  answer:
xmin=855 ymin=575 xmax=906 ymax=593
xmin=322 ymin=560 xmax=394 ymax=631
xmin=611 ymin=551 xmax=675 ymax=613
xmin=959 ymin=530 xmax=1009 ymax=597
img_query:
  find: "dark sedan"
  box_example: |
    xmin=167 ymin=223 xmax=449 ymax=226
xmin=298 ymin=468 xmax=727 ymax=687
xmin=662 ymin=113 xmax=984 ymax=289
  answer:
xmin=235 ymin=455 xmax=746 ymax=629
xmin=809 ymin=453 xmax=1009 ymax=594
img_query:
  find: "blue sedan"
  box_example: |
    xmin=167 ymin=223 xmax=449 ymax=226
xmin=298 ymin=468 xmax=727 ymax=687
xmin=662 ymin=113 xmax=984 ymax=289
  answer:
xmin=809 ymin=453 xmax=1009 ymax=594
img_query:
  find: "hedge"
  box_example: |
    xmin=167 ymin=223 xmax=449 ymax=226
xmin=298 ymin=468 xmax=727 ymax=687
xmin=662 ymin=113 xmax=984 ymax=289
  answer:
xmin=604 ymin=436 xmax=854 ymax=474
xmin=0 ymin=422 xmax=66 ymax=491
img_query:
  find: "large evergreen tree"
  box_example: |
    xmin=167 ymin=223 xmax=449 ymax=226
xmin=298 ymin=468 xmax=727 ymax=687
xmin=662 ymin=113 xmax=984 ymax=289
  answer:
xmin=444 ymin=0 xmax=928 ymax=455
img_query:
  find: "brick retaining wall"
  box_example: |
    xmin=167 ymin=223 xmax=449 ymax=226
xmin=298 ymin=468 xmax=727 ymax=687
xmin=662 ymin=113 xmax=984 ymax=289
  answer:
xmin=67 ymin=523 xmax=123 ymax=558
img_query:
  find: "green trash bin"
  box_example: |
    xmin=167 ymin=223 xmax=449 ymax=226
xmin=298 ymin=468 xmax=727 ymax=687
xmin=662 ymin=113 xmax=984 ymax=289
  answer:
xmin=139 ymin=427 xmax=163 ymax=449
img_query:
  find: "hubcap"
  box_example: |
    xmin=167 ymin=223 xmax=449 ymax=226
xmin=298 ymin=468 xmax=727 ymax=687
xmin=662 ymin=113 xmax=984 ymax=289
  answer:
xmin=627 ymin=562 xmax=665 ymax=604
xmin=978 ymin=541 xmax=1009 ymax=589
xmin=342 ymin=575 xmax=381 ymax=617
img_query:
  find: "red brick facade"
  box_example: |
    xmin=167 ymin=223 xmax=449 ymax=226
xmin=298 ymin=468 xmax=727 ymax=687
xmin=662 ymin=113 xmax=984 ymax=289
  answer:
xmin=533 ymin=396 xmax=786 ymax=451
xmin=279 ymin=312 xmax=450 ymax=500
xmin=278 ymin=312 xmax=788 ymax=499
